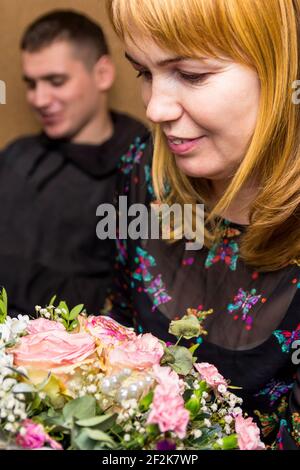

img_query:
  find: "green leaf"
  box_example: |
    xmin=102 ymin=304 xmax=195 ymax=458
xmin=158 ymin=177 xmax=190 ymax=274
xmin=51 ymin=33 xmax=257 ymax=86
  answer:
xmin=169 ymin=315 xmax=201 ymax=340
xmin=85 ymin=428 xmax=116 ymax=447
xmin=189 ymin=343 xmax=200 ymax=355
xmin=69 ymin=304 xmax=84 ymax=320
xmin=0 ymin=299 xmax=6 ymax=314
xmin=139 ymin=390 xmax=153 ymax=412
xmin=218 ymin=434 xmax=238 ymax=450
xmin=168 ymin=345 xmax=195 ymax=375
xmin=2 ymin=288 xmax=7 ymax=309
xmin=185 ymin=396 xmax=200 ymax=417
xmin=76 ymin=414 xmax=114 ymax=427
xmin=58 ymin=301 xmax=69 ymax=316
xmin=73 ymin=429 xmax=97 ymax=450
xmin=63 ymin=396 xmax=96 ymax=422
xmin=48 ymin=294 xmax=57 ymax=307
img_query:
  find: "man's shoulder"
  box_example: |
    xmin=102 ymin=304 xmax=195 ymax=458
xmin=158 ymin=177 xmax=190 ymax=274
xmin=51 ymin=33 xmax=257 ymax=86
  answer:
xmin=1 ymin=133 xmax=43 ymax=160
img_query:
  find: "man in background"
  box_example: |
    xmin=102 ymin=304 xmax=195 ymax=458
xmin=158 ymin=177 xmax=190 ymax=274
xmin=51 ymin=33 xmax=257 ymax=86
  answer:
xmin=0 ymin=10 xmax=147 ymax=314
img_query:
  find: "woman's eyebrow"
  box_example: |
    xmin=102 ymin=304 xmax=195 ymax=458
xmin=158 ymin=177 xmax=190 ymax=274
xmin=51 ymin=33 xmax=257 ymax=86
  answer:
xmin=125 ymin=52 xmax=189 ymax=67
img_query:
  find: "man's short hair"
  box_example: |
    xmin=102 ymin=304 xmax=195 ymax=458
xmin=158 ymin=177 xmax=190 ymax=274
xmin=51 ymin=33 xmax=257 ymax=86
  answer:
xmin=20 ymin=10 xmax=109 ymax=66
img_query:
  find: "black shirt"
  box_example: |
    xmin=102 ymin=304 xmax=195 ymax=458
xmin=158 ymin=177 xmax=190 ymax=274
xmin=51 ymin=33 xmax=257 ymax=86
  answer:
xmin=0 ymin=111 xmax=148 ymax=314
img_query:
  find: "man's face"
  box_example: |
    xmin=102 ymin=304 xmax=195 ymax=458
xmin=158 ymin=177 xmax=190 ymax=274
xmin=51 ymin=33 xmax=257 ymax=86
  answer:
xmin=22 ymin=41 xmax=104 ymax=141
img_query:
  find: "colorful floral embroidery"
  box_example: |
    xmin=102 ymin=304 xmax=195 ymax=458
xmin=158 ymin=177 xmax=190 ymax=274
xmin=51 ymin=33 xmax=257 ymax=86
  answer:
xmin=276 ymin=419 xmax=289 ymax=450
xmin=227 ymin=288 xmax=262 ymax=330
xmin=254 ymin=379 xmax=293 ymax=406
xmin=205 ymin=238 xmax=239 ymax=271
xmin=273 ymin=323 xmax=300 ymax=353
xmin=205 ymin=220 xmax=240 ymax=271
xmin=254 ymin=410 xmax=279 ymax=438
xmin=133 ymin=246 xmax=156 ymax=282
xmin=119 ymin=137 xmax=146 ymax=175
xmin=116 ymin=238 xmax=128 ymax=265
xmin=144 ymin=274 xmax=172 ymax=312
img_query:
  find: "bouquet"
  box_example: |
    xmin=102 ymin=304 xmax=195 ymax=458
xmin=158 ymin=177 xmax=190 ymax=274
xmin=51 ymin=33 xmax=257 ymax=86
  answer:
xmin=0 ymin=288 xmax=264 ymax=451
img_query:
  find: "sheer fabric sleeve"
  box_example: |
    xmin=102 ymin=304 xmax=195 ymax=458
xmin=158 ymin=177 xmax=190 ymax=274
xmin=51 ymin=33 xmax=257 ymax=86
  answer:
xmin=107 ymin=133 xmax=153 ymax=328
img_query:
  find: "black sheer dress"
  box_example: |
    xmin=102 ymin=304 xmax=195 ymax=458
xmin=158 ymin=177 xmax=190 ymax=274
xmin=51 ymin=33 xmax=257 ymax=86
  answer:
xmin=108 ymin=133 xmax=300 ymax=449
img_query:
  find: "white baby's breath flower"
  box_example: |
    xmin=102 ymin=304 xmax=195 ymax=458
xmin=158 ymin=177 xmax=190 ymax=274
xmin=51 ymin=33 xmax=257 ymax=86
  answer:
xmin=217 ymin=384 xmax=227 ymax=394
xmin=193 ymin=429 xmax=202 ymax=439
xmin=7 ymin=414 xmax=15 ymax=423
xmin=124 ymin=434 xmax=131 ymax=442
xmin=211 ymin=404 xmax=218 ymax=412
xmin=124 ymin=424 xmax=132 ymax=432
xmin=224 ymin=415 xmax=233 ymax=424
xmin=204 ymin=419 xmax=211 ymax=427
xmin=225 ymin=424 xmax=231 ymax=434
xmin=233 ymin=407 xmax=242 ymax=416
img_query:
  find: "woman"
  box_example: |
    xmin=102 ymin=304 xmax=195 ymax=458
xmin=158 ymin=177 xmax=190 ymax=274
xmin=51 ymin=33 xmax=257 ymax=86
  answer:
xmin=106 ymin=0 xmax=300 ymax=449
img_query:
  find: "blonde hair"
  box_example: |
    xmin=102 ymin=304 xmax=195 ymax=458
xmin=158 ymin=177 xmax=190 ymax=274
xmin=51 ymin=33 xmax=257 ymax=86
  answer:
xmin=107 ymin=0 xmax=300 ymax=271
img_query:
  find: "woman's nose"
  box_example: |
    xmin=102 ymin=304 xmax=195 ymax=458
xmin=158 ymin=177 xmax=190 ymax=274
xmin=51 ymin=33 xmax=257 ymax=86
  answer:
xmin=145 ymin=82 xmax=182 ymax=124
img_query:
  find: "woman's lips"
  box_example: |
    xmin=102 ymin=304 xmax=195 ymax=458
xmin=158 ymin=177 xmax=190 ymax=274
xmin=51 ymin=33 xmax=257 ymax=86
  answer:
xmin=166 ymin=136 xmax=206 ymax=155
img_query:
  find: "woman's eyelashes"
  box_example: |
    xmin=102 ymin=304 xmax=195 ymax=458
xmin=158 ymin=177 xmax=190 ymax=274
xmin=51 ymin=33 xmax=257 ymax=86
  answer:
xmin=135 ymin=69 xmax=210 ymax=83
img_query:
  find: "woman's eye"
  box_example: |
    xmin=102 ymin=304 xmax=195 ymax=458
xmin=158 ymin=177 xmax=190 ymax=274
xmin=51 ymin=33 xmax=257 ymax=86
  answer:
xmin=136 ymin=70 xmax=152 ymax=81
xmin=179 ymin=72 xmax=209 ymax=83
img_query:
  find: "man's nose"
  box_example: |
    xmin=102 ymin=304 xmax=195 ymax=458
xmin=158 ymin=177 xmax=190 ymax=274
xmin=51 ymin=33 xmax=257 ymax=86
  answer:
xmin=29 ymin=83 xmax=52 ymax=109
xmin=145 ymin=81 xmax=182 ymax=124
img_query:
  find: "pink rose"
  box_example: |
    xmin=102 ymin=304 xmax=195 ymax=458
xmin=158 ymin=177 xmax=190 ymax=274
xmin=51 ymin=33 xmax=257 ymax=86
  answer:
xmin=12 ymin=329 xmax=95 ymax=370
xmin=26 ymin=318 xmax=65 ymax=335
xmin=108 ymin=333 xmax=164 ymax=370
xmin=235 ymin=415 xmax=265 ymax=450
xmin=194 ymin=362 xmax=227 ymax=390
xmin=16 ymin=419 xmax=62 ymax=450
xmin=147 ymin=384 xmax=189 ymax=439
xmin=81 ymin=315 xmax=136 ymax=346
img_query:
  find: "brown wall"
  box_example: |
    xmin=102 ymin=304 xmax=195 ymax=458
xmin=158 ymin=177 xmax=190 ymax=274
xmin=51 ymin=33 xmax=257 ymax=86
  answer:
xmin=0 ymin=0 xmax=147 ymax=148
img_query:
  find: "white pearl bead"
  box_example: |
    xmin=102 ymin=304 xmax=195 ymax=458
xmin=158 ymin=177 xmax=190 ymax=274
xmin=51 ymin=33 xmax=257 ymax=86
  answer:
xmin=116 ymin=388 xmax=128 ymax=401
xmin=127 ymin=384 xmax=139 ymax=398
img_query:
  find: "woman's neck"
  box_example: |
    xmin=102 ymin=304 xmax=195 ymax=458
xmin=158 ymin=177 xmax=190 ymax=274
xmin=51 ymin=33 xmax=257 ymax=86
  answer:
xmin=209 ymin=178 xmax=259 ymax=226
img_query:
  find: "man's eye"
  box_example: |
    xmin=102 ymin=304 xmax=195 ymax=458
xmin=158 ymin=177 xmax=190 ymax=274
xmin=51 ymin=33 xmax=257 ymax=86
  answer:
xmin=26 ymin=82 xmax=36 ymax=90
xmin=51 ymin=79 xmax=66 ymax=87
xmin=136 ymin=70 xmax=152 ymax=81
xmin=179 ymin=72 xmax=209 ymax=83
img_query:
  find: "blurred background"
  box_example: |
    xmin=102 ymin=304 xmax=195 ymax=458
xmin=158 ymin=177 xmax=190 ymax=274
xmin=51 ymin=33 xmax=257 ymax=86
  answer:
xmin=0 ymin=0 xmax=147 ymax=147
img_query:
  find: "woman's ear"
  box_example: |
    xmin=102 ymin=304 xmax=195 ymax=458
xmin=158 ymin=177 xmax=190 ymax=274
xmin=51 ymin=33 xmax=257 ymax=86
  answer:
xmin=93 ymin=55 xmax=116 ymax=92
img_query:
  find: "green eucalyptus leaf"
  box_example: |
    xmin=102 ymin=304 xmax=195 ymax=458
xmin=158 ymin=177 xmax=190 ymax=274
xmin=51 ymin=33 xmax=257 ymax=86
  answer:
xmin=63 ymin=396 xmax=96 ymax=421
xmin=76 ymin=414 xmax=114 ymax=427
xmin=85 ymin=428 xmax=116 ymax=447
xmin=73 ymin=429 xmax=97 ymax=450
xmin=168 ymin=346 xmax=195 ymax=375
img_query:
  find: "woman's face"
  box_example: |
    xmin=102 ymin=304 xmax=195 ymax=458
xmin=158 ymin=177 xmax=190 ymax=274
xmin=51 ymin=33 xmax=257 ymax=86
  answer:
xmin=125 ymin=37 xmax=260 ymax=181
